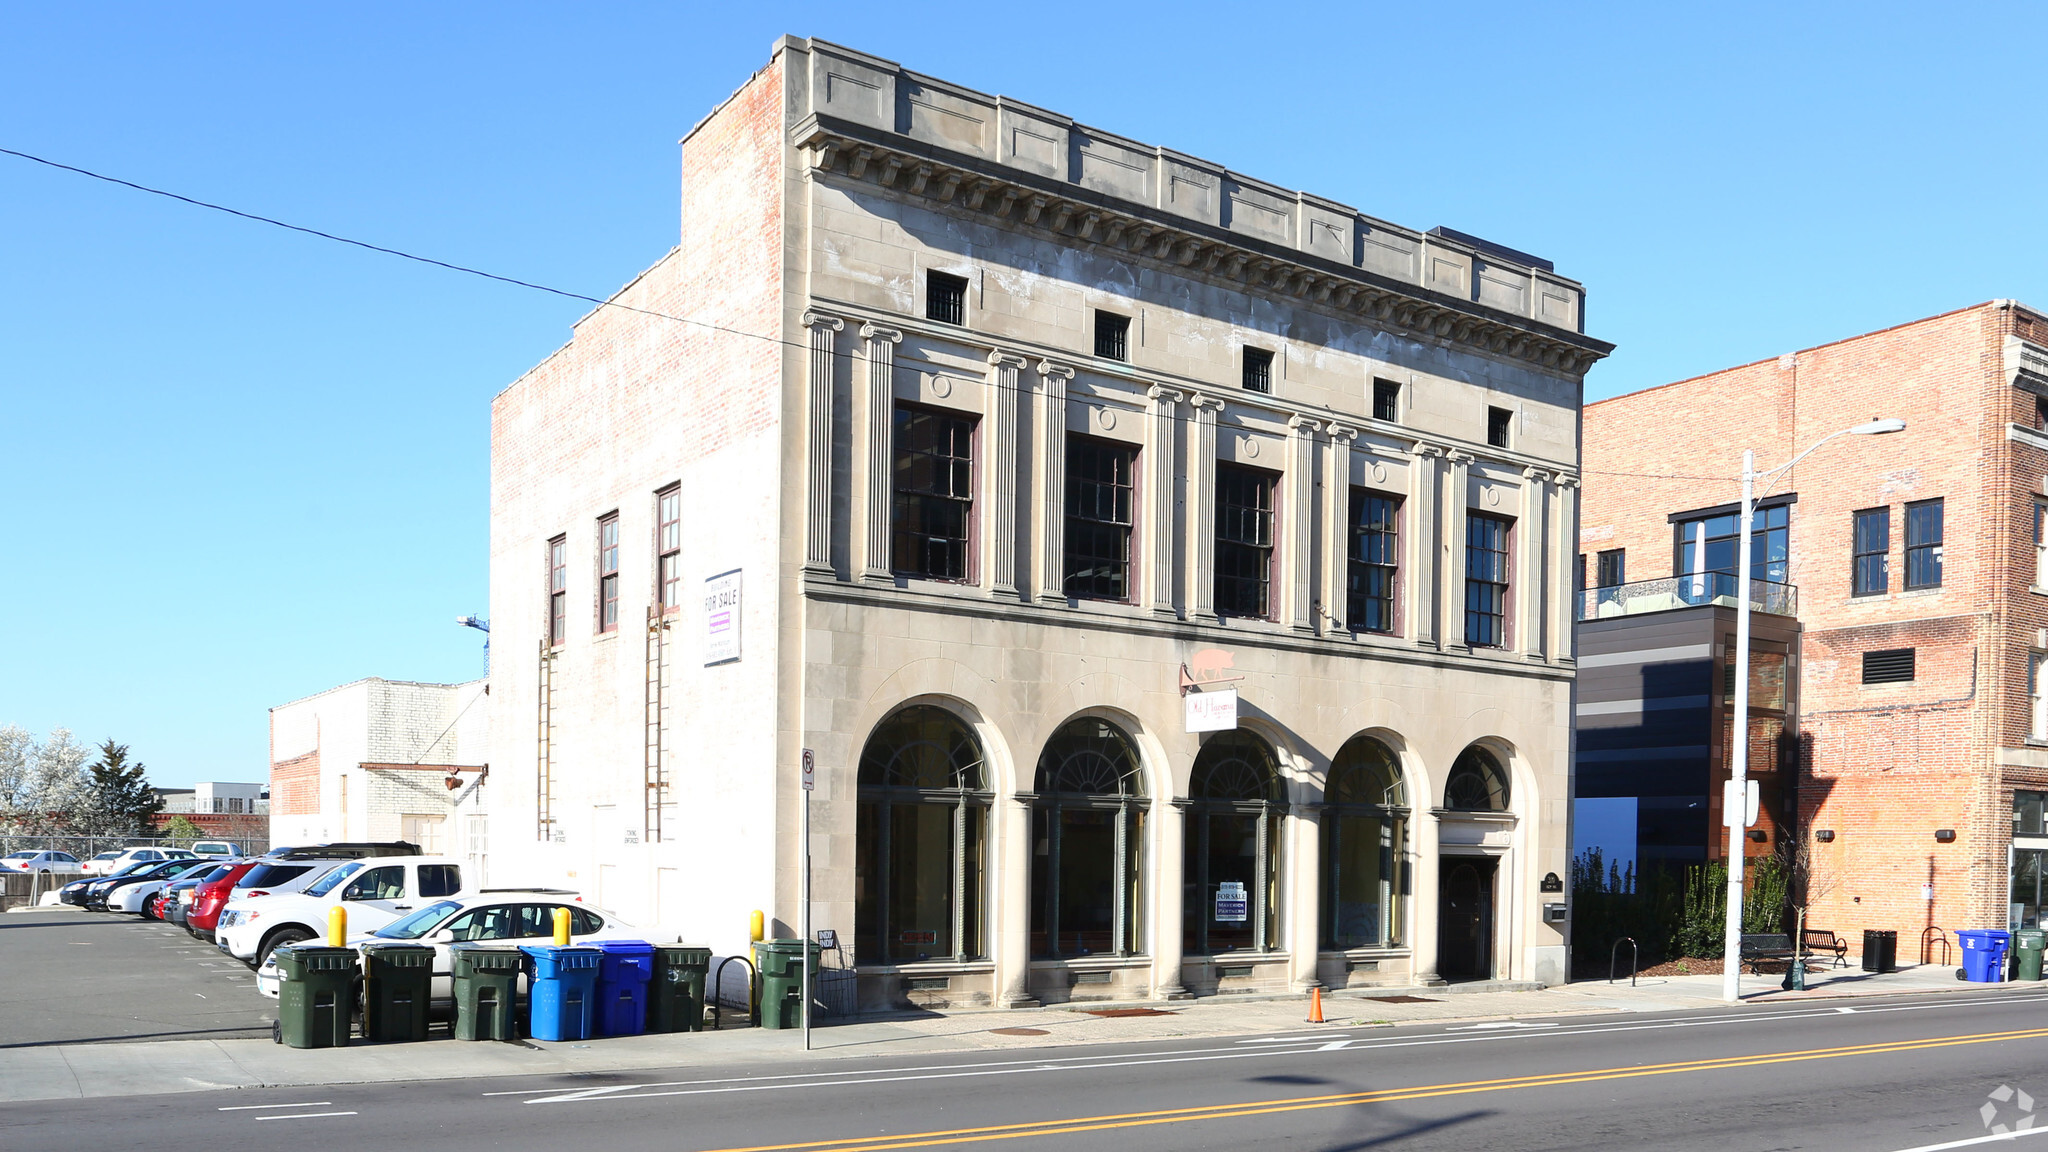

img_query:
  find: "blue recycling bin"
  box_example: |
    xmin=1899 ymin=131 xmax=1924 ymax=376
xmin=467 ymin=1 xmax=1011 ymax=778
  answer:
xmin=1959 ymin=929 xmax=2012 ymax=983
xmin=594 ymin=940 xmax=656 ymax=1036
xmin=520 ymin=945 xmax=602 ymax=1041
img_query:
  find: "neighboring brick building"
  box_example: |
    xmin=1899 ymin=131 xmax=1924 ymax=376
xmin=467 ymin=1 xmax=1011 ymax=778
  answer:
xmin=1578 ymin=300 xmax=2048 ymax=957
xmin=488 ymin=36 xmax=1609 ymax=1009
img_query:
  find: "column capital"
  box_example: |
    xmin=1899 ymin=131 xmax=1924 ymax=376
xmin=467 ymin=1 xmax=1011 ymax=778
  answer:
xmin=1325 ymin=422 xmax=1357 ymax=443
xmin=1446 ymin=449 xmax=1477 ymax=465
xmin=1522 ymin=465 xmax=1554 ymax=482
xmin=987 ymin=348 xmax=1029 ymax=370
xmin=1035 ymin=358 xmax=1076 ymax=381
xmin=1287 ymin=414 xmax=1322 ymax=435
xmin=1411 ymin=440 xmax=1447 ymax=459
xmin=1187 ymin=392 xmax=1225 ymax=414
xmin=1553 ymin=471 xmax=1581 ymax=489
xmin=802 ymin=311 xmax=844 ymax=332
xmin=859 ymin=322 xmax=903 ymax=345
xmin=1147 ymin=384 xmax=1185 ymax=406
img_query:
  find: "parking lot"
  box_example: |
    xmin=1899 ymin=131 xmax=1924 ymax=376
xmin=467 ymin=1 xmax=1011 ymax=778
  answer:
xmin=0 ymin=909 xmax=273 ymax=1046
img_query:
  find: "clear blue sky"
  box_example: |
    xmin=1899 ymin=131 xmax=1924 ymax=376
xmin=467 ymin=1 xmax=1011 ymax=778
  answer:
xmin=5 ymin=3 xmax=2044 ymax=787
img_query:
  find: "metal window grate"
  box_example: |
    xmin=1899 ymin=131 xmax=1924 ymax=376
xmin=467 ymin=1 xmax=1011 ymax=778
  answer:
xmin=1242 ymin=348 xmax=1272 ymax=393
xmin=1487 ymin=406 xmax=1513 ymax=448
xmin=1072 ymin=970 xmax=1113 ymax=985
xmin=1863 ymin=648 xmax=1916 ymax=684
xmin=926 ymin=272 xmax=967 ymax=325
xmin=1373 ymin=379 xmax=1400 ymax=422
xmin=1095 ymin=311 xmax=1129 ymax=360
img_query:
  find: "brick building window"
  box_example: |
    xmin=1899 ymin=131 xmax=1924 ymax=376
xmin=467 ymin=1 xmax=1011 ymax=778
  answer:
xmin=656 ymin=485 xmax=682 ymax=612
xmin=1905 ymin=498 xmax=1944 ymax=590
xmin=2018 ymin=790 xmax=2048 ymax=835
xmin=2036 ymin=501 xmax=2048 ymax=589
xmin=596 ymin=513 xmax=620 ymax=633
xmin=892 ymin=406 xmax=975 ymax=581
xmin=2036 ymin=395 xmax=2048 ymax=431
xmin=1465 ymin=513 xmax=1512 ymax=648
xmin=1242 ymin=348 xmax=1273 ymax=394
xmin=1677 ymin=503 xmax=1789 ymax=584
xmin=1347 ymin=490 xmax=1400 ymax=634
xmin=2031 ymin=655 xmax=2048 ymax=739
xmin=1095 ymin=311 xmax=1130 ymax=361
xmin=1064 ymin=437 xmax=1137 ymax=601
xmin=1596 ymin=548 xmax=1626 ymax=588
xmin=1853 ymin=507 xmax=1890 ymax=596
xmin=1215 ymin=464 xmax=1277 ymax=620
xmin=1373 ymin=379 xmax=1400 ymax=423
xmin=546 ymin=536 xmax=567 ymax=647
xmin=1861 ymin=647 xmax=1915 ymax=685
xmin=926 ymin=271 xmax=967 ymax=325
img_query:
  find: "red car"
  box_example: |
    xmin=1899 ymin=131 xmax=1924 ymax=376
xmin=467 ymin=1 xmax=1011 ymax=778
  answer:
xmin=185 ymin=859 xmax=260 ymax=940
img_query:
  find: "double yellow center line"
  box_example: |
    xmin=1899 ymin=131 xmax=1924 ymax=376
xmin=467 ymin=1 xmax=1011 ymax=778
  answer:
xmin=695 ymin=1025 xmax=2048 ymax=1152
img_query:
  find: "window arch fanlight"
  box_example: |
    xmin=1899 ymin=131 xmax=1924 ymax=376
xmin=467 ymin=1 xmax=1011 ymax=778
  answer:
xmin=1444 ymin=745 xmax=1510 ymax=811
xmin=1184 ymin=729 xmax=1285 ymax=957
xmin=1031 ymin=717 xmax=1146 ymax=960
xmin=1321 ymin=735 xmax=1409 ymax=950
xmin=854 ymin=705 xmax=992 ymax=966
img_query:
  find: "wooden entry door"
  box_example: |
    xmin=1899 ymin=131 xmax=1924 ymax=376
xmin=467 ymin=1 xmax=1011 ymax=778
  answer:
xmin=1438 ymin=857 xmax=1497 ymax=981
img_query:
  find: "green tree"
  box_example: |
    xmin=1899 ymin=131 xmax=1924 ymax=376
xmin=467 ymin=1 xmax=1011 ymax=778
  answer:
xmin=158 ymin=814 xmax=204 ymax=847
xmin=80 ymin=741 xmax=162 ymax=838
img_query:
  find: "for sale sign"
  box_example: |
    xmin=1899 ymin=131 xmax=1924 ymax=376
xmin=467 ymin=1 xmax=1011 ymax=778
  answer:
xmin=1214 ymin=880 xmax=1248 ymax=923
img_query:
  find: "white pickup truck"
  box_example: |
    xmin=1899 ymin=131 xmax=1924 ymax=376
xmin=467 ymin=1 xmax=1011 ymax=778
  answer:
xmin=215 ymin=855 xmax=468 ymax=967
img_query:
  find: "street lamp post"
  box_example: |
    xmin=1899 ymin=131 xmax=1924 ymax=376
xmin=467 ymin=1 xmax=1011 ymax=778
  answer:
xmin=1721 ymin=418 xmax=1905 ymax=1002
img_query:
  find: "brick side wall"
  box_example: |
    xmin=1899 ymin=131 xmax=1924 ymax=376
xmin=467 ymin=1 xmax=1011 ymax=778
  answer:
xmin=270 ymin=750 xmax=320 ymax=816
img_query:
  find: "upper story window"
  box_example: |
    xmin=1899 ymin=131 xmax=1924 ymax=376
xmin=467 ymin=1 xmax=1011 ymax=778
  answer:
xmin=1852 ymin=507 xmax=1890 ymax=596
xmin=1215 ymin=464 xmax=1277 ymax=620
xmin=546 ymin=536 xmax=567 ymax=647
xmin=2036 ymin=501 xmax=2048 ymax=590
xmin=1372 ymin=379 xmax=1400 ymax=423
xmin=1904 ymin=498 xmax=1944 ymax=590
xmin=656 ymin=486 xmax=682 ymax=613
xmin=1595 ymin=548 xmax=1626 ymax=588
xmin=1465 ymin=513 xmax=1511 ymax=648
xmin=1347 ymin=490 xmax=1399 ymax=634
xmin=1065 ymin=437 xmax=1137 ymax=602
xmin=597 ymin=513 xmax=620 ymax=633
xmin=1676 ymin=502 xmax=1790 ymax=584
xmin=2030 ymin=655 xmax=2048 ymax=740
xmin=891 ymin=405 xmax=975 ymax=581
xmin=1094 ymin=311 xmax=1130 ymax=361
xmin=1242 ymin=347 xmax=1273 ymax=394
xmin=926 ymin=271 xmax=967 ymax=325
xmin=2018 ymin=788 xmax=2048 ymax=834
xmin=1486 ymin=406 xmax=1513 ymax=449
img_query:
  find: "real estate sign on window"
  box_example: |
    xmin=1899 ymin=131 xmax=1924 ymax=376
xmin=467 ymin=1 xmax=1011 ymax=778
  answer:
xmin=704 ymin=569 xmax=742 ymax=666
xmin=1214 ymin=880 xmax=1248 ymax=923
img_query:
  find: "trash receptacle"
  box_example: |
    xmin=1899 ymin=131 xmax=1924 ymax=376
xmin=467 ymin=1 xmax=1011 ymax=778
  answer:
xmin=360 ymin=942 xmax=435 ymax=1042
xmin=752 ymin=938 xmax=821 ymax=1030
xmin=1959 ymin=929 xmax=2012 ymax=983
xmin=650 ymin=945 xmax=711 ymax=1033
xmin=1860 ymin=929 xmax=1898 ymax=974
xmin=274 ymin=944 xmax=359 ymax=1049
xmin=521 ymin=944 xmax=601 ymax=1041
xmin=452 ymin=944 xmax=524 ymax=1041
xmin=2013 ymin=929 xmax=2047 ymax=982
xmin=594 ymin=940 xmax=656 ymax=1037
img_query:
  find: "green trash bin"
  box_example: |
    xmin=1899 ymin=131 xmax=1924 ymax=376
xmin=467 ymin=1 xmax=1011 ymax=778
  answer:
xmin=2013 ymin=929 xmax=2047 ymax=982
xmin=650 ymin=945 xmax=711 ymax=1033
xmin=752 ymin=939 xmax=820 ymax=1030
xmin=361 ymin=942 xmax=435 ymax=1042
xmin=273 ymin=944 xmax=359 ymax=1049
xmin=451 ymin=944 xmax=524 ymax=1041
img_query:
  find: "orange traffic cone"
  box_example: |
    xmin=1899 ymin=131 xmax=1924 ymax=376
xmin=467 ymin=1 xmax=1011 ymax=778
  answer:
xmin=1306 ymin=986 xmax=1325 ymax=1024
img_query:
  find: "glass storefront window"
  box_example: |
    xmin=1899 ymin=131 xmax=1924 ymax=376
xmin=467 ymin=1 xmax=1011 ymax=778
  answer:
xmin=1031 ymin=718 xmax=1146 ymax=960
xmin=1183 ymin=731 xmax=1284 ymax=956
xmin=1321 ymin=735 xmax=1408 ymax=950
xmin=855 ymin=706 xmax=991 ymax=965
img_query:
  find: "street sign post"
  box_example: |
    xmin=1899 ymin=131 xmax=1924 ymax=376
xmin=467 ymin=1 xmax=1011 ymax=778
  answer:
xmin=801 ymin=748 xmax=814 ymax=1052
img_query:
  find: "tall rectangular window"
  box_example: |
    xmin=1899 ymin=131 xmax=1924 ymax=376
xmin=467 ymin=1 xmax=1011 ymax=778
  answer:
xmin=891 ymin=406 xmax=975 ymax=580
xmin=1064 ymin=437 xmax=1137 ymax=601
xmin=2037 ymin=500 xmax=2048 ymax=589
xmin=1242 ymin=348 xmax=1273 ymax=393
xmin=1465 ymin=513 xmax=1511 ymax=647
xmin=656 ymin=486 xmax=682 ymax=612
xmin=1904 ymin=498 xmax=1944 ymax=589
xmin=1347 ymin=490 xmax=1400 ymax=634
xmin=1677 ymin=503 xmax=1789 ymax=584
xmin=1595 ymin=548 xmax=1625 ymax=588
xmin=1372 ymin=379 xmax=1400 ymax=422
xmin=926 ymin=271 xmax=967 ymax=325
xmin=596 ymin=514 xmax=620 ymax=633
xmin=1486 ymin=407 xmax=1513 ymax=449
xmin=1215 ymin=464 xmax=1277 ymax=620
xmin=1094 ymin=311 xmax=1130 ymax=361
xmin=2031 ymin=654 xmax=2048 ymax=739
xmin=1853 ymin=507 xmax=1890 ymax=596
xmin=547 ymin=536 xmax=567 ymax=647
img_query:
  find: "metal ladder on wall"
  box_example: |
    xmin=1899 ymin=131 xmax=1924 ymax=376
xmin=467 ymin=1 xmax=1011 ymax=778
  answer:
xmin=644 ymin=605 xmax=671 ymax=842
xmin=537 ymin=638 xmax=557 ymax=841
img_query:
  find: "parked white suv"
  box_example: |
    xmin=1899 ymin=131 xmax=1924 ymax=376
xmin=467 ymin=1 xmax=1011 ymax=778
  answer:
xmin=215 ymin=855 xmax=467 ymax=967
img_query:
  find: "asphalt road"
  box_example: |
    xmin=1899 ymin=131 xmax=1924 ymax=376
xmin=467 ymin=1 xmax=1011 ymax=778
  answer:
xmin=7 ymin=987 xmax=2048 ymax=1151
xmin=0 ymin=908 xmax=273 ymax=1046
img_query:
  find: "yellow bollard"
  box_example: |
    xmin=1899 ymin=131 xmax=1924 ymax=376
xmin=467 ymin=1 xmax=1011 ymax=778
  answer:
xmin=750 ymin=910 xmax=765 ymax=942
xmin=553 ymin=906 xmax=571 ymax=946
xmin=327 ymin=905 xmax=347 ymax=947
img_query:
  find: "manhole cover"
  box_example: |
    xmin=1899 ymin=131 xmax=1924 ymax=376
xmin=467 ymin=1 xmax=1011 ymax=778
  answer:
xmin=990 ymin=1027 xmax=1049 ymax=1036
xmin=1367 ymin=995 xmax=1439 ymax=1004
xmin=1081 ymin=1008 xmax=1177 ymax=1017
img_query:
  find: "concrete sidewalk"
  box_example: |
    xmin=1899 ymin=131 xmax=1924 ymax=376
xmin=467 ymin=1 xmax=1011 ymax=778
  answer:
xmin=0 ymin=956 xmax=2022 ymax=1106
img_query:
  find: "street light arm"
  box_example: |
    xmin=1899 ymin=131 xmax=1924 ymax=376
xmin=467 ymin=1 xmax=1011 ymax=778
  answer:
xmin=1750 ymin=419 xmax=1906 ymax=504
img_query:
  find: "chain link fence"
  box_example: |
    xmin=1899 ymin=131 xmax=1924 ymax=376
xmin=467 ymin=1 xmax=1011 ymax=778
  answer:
xmin=0 ymin=833 xmax=271 ymax=860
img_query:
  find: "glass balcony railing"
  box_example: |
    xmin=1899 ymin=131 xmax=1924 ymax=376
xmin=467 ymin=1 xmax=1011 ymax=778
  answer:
xmin=1575 ymin=571 xmax=1798 ymax=622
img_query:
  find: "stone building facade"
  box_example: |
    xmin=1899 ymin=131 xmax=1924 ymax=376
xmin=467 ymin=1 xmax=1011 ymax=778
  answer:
xmin=486 ymin=37 xmax=1608 ymax=1007
xmin=1578 ymin=300 xmax=2048 ymax=956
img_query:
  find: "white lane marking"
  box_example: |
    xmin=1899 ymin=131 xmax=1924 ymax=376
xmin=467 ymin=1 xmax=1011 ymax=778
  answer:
xmin=1316 ymin=1040 xmax=1352 ymax=1051
xmin=1446 ymin=1022 xmax=1560 ymax=1031
xmin=218 ymin=1102 xmax=331 ymax=1110
xmin=1237 ymin=1034 xmax=1351 ymax=1044
xmin=1885 ymin=1124 xmax=2048 ymax=1150
xmin=255 ymin=1111 xmax=356 ymax=1121
xmin=1838 ymin=1006 xmax=1858 ymax=1014
xmin=194 ymin=993 xmax=206 ymax=999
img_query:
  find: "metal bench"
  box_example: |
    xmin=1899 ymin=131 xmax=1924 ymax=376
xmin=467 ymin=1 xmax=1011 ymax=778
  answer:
xmin=1739 ymin=933 xmax=1797 ymax=973
xmin=1801 ymin=929 xmax=1849 ymax=969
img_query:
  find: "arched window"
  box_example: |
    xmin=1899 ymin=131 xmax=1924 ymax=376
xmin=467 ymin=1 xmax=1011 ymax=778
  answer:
xmin=855 ymin=706 xmax=991 ymax=964
xmin=1444 ymin=746 xmax=1510 ymax=811
xmin=1031 ymin=718 xmax=1146 ymax=959
xmin=1183 ymin=730 xmax=1284 ymax=955
xmin=1321 ymin=736 xmax=1408 ymax=950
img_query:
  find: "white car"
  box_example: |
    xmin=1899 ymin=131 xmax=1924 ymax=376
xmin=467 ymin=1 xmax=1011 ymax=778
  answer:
xmin=85 ymin=847 xmax=196 ymax=877
xmin=0 ymin=850 xmax=83 ymax=877
xmin=110 ymin=860 xmax=232 ymax=914
xmin=191 ymin=841 xmax=239 ymax=858
xmin=216 ymin=855 xmax=468 ymax=967
xmin=254 ymin=890 xmax=642 ymax=1002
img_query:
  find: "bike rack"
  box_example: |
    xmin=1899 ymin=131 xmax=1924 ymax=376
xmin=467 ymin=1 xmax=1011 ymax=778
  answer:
xmin=1609 ymin=936 xmax=1639 ymax=986
xmin=709 ymin=955 xmax=758 ymax=1030
xmin=1921 ymin=927 xmax=1952 ymax=967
